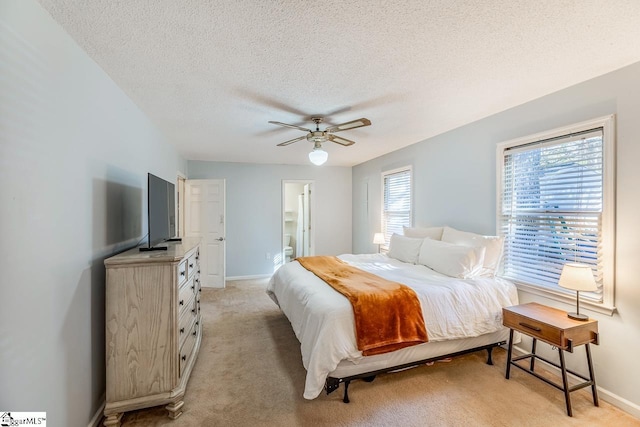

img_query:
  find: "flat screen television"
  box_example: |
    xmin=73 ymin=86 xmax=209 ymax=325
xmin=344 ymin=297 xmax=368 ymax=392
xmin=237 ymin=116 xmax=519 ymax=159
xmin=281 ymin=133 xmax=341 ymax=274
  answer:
xmin=141 ymin=173 xmax=178 ymax=251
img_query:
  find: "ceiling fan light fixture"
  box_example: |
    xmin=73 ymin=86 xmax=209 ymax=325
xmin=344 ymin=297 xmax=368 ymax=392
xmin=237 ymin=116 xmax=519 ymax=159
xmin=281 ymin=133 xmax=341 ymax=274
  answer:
xmin=308 ymin=143 xmax=328 ymax=165
xmin=269 ymin=116 xmax=371 ymax=164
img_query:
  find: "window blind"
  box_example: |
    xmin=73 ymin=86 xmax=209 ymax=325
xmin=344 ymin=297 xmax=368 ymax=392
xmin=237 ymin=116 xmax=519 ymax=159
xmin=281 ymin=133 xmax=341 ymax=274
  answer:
xmin=500 ymin=129 xmax=604 ymax=301
xmin=383 ymin=168 xmax=411 ymax=245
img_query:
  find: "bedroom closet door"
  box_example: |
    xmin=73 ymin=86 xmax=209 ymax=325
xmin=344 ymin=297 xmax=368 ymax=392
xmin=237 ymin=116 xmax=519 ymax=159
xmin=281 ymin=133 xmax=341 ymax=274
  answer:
xmin=185 ymin=179 xmax=226 ymax=288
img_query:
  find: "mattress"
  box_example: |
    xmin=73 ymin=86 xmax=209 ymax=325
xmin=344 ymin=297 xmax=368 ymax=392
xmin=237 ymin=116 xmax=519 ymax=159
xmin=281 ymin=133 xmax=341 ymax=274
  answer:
xmin=267 ymin=253 xmax=519 ymax=399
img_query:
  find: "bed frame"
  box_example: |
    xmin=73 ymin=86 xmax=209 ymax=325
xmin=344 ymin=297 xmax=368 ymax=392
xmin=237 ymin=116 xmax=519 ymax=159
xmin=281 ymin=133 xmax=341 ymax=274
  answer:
xmin=325 ymin=340 xmax=506 ymax=403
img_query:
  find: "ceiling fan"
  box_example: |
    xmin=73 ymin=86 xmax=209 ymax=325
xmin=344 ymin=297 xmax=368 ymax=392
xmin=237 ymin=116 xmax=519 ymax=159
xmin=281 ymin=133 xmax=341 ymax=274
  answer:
xmin=268 ymin=117 xmax=371 ymax=165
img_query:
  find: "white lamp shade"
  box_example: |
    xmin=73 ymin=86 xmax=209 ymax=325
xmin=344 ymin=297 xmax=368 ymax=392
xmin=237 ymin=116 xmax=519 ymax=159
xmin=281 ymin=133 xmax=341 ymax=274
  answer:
xmin=308 ymin=147 xmax=328 ymax=165
xmin=373 ymin=233 xmax=385 ymax=245
xmin=558 ymin=263 xmax=598 ymax=292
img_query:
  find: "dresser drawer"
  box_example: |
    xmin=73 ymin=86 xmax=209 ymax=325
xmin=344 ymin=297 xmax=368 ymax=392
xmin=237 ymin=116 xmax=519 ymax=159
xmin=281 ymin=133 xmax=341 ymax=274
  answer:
xmin=179 ymin=318 xmax=199 ymax=378
xmin=178 ymin=278 xmax=195 ymax=314
xmin=193 ymin=276 xmax=201 ymax=297
xmin=177 ymin=259 xmax=188 ymax=286
xmin=503 ymin=310 xmax=562 ymax=346
xmin=187 ymin=250 xmax=199 ymax=280
xmin=178 ymin=298 xmax=196 ymax=349
xmin=189 ymin=277 xmax=198 ymax=297
xmin=189 ymin=293 xmax=198 ymax=317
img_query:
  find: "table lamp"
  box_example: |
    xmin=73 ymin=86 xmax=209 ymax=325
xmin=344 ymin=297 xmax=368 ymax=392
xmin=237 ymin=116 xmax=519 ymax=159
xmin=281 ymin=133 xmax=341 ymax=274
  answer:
xmin=558 ymin=263 xmax=597 ymax=321
xmin=373 ymin=233 xmax=385 ymax=253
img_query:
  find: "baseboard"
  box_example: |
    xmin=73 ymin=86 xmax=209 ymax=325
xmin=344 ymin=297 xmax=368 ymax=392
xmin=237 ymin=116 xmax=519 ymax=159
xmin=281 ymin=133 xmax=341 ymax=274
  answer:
xmin=225 ymin=274 xmax=271 ymax=281
xmin=598 ymin=388 xmax=640 ymax=419
xmin=88 ymin=396 xmax=105 ymax=427
xmin=512 ymin=344 xmax=640 ymax=419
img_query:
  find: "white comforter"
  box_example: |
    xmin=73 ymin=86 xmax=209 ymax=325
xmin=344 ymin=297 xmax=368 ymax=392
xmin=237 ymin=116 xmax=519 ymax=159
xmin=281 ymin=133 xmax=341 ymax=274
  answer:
xmin=266 ymin=253 xmax=518 ymax=399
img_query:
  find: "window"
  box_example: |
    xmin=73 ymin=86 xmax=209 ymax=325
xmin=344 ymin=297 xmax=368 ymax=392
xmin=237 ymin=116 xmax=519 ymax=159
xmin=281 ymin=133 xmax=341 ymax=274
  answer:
xmin=497 ymin=116 xmax=615 ymax=313
xmin=382 ymin=167 xmax=412 ymax=247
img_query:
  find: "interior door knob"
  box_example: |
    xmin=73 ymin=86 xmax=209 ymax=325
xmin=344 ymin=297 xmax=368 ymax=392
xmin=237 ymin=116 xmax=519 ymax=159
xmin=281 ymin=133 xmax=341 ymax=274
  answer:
xmin=216 ymin=237 xmax=225 ymax=241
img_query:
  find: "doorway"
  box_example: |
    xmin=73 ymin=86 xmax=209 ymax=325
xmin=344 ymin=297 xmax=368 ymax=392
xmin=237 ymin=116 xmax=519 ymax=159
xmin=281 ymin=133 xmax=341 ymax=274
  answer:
xmin=282 ymin=180 xmax=314 ymax=264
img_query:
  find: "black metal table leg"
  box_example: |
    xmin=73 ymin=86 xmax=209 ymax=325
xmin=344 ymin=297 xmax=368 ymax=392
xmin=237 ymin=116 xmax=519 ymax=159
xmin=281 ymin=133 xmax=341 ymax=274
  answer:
xmin=530 ymin=338 xmax=537 ymax=371
xmin=585 ymin=344 xmax=599 ymax=406
xmin=506 ymin=328 xmax=514 ymax=379
xmin=558 ymin=348 xmax=573 ymax=417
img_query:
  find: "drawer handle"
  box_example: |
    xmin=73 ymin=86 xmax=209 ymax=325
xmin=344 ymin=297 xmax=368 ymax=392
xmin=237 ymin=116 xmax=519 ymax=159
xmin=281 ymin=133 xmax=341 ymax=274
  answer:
xmin=189 ymin=263 xmax=194 ymax=268
xmin=180 ymin=327 xmax=185 ymax=334
xmin=191 ymin=285 xmax=195 ymax=290
xmin=195 ymin=321 xmax=199 ymax=326
xmin=519 ymin=322 xmax=542 ymax=332
xmin=181 ymin=355 xmax=186 ymax=361
xmin=179 ymin=300 xmax=184 ymax=306
xmin=192 ymin=330 xmax=197 ymax=336
xmin=191 ymin=308 xmax=196 ymax=313
xmin=180 ymin=271 xmax=185 ymax=277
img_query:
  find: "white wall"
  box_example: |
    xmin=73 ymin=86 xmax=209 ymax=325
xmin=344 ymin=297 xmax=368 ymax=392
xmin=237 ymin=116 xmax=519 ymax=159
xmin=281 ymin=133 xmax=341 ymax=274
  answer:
xmin=187 ymin=161 xmax=352 ymax=277
xmin=352 ymin=61 xmax=640 ymax=415
xmin=0 ymin=2 xmax=185 ymax=425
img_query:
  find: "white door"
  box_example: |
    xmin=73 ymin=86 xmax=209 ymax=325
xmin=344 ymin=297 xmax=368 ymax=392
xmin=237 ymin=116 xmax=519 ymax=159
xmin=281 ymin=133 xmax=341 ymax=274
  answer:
xmin=185 ymin=179 xmax=226 ymax=288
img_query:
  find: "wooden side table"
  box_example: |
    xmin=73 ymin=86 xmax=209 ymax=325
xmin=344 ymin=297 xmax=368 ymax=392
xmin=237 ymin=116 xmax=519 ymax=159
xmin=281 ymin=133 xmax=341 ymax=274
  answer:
xmin=503 ymin=302 xmax=599 ymax=417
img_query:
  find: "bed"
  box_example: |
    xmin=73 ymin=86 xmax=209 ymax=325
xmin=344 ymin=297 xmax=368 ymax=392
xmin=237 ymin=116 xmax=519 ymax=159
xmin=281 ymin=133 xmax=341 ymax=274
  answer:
xmin=266 ymin=228 xmax=520 ymax=402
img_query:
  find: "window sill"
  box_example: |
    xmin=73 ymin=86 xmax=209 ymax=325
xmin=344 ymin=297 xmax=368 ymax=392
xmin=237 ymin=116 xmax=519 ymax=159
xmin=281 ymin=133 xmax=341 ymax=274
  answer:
xmin=512 ymin=280 xmax=617 ymax=317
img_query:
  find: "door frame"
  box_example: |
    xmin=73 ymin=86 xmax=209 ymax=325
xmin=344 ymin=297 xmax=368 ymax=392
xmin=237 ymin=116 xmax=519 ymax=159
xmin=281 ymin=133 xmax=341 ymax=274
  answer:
xmin=176 ymin=172 xmax=186 ymax=237
xmin=281 ymin=180 xmax=315 ymax=264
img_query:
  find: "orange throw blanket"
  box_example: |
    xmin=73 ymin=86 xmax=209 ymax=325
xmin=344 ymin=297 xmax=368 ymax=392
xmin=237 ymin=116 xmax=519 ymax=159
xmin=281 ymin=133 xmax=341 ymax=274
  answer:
xmin=296 ymin=256 xmax=428 ymax=356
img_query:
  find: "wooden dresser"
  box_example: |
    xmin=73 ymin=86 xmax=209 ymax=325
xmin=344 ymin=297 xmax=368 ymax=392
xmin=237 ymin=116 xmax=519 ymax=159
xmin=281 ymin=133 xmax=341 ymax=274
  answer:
xmin=103 ymin=238 xmax=202 ymax=426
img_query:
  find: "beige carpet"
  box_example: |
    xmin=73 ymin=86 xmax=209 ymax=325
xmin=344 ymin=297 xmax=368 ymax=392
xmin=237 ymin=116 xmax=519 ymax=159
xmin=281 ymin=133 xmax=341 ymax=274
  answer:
xmin=120 ymin=279 xmax=639 ymax=427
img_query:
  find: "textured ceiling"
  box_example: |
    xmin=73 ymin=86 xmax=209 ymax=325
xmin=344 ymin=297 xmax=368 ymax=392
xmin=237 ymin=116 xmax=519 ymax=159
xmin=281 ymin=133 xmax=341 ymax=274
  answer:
xmin=38 ymin=0 xmax=640 ymax=166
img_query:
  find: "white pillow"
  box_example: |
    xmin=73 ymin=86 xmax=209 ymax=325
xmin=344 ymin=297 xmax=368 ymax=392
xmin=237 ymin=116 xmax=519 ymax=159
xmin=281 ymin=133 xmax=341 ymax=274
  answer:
xmin=387 ymin=233 xmax=424 ymax=264
xmin=418 ymin=238 xmax=486 ymax=279
xmin=403 ymin=226 xmax=444 ymax=240
xmin=441 ymin=226 xmax=504 ymax=277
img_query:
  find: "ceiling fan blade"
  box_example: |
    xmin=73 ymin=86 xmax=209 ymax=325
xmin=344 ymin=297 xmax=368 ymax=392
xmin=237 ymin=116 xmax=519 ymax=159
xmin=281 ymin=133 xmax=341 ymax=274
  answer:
xmin=328 ymin=134 xmax=355 ymax=146
xmin=277 ymin=135 xmax=307 ymax=147
xmin=325 ymin=118 xmax=371 ymax=133
xmin=268 ymin=121 xmax=313 ymax=132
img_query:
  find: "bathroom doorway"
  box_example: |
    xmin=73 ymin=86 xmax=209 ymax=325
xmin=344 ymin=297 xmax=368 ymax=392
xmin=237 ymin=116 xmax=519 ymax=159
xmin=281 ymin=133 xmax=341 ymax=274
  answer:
xmin=282 ymin=180 xmax=314 ymax=264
